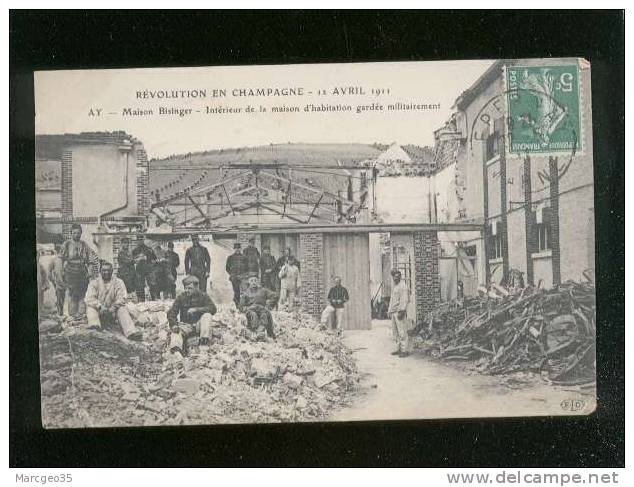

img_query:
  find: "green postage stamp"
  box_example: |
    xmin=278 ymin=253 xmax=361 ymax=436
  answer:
xmin=506 ymin=64 xmax=581 ymax=154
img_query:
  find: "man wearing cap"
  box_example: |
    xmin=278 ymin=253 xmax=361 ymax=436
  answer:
xmin=244 ymin=237 xmax=260 ymax=277
xmin=167 ymin=274 xmax=217 ymax=347
xmin=185 ymin=235 xmax=211 ymax=293
xmin=225 ymin=243 xmax=248 ymax=305
xmin=239 ymin=276 xmax=277 ymax=339
xmin=388 ymin=269 xmax=412 ymax=357
xmin=259 ymin=245 xmax=277 ymax=291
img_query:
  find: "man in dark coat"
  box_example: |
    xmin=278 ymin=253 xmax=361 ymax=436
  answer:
xmin=165 ymin=241 xmax=180 ymax=298
xmin=244 ymin=237 xmax=260 ymax=278
xmin=132 ymin=237 xmax=157 ymax=302
xmin=259 ymin=245 xmax=277 ymax=291
xmin=116 ymin=238 xmax=137 ymax=295
xmin=184 ymin=234 xmax=211 ymax=293
xmin=225 ymin=242 xmax=248 ymax=305
xmin=167 ymin=275 xmax=217 ymax=348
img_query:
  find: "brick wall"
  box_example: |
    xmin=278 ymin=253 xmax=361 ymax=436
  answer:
xmin=61 ymin=150 xmax=73 ymax=239
xmin=299 ymin=233 xmax=324 ymax=318
xmin=136 ymin=148 xmax=150 ymax=217
xmin=413 ymin=231 xmax=440 ymax=324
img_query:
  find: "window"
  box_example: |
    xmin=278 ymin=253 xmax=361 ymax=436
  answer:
xmin=490 ymin=234 xmax=503 ymax=259
xmin=484 ymin=118 xmax=504 ymax=162
xmin=485 ymin=132 xmax=500 ymax=161
xmin=534 ymin=208 xmax=551 ymax=252
xmin=536 ymin=222 xmax=551 ymax=252
xmin=488 ymin=222 xmax=503 ymax=260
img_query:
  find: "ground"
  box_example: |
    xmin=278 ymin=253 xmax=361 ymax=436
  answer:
xmin=330 ymin=320 xmax=596 ymax=422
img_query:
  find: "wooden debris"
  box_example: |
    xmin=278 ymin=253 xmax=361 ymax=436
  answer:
xmin=416 ymin=281 xmax=596 ymax=384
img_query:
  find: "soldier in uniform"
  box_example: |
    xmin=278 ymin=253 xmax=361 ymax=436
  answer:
xmin=184 ymin=235 xmax=211 ymax=293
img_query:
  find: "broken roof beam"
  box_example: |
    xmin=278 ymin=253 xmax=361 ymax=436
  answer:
xmin=222 ymin=183 xmax=236 ymax=216
xmin=150 ymin=170 xmax=250 ymax=209
xmin=259 ymin=170 xmax=355 ymax=205
xmin=257 ymin=202 xmax=308 ymax=224
xmin=188 ymin=194 xmax=209 ymax=223
xmin=306 ymin=193 xmax=325 ymax=223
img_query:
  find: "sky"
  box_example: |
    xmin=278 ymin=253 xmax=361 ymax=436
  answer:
xmin=35 ymin=60 xmax=493 ymax=159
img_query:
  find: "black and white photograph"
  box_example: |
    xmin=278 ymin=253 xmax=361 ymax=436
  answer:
xmin=33 ymin=58 xmax=598 ymax=428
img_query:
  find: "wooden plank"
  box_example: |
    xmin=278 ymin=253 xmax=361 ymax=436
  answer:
xmin=323 ymin=233 xmax=371 ymax=330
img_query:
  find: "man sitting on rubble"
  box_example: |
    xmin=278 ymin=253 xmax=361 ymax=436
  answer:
xmin=85 ymin=261 xmax=142 ymax=341
xmin=239 ymin=276 xmax=277 ymax=339
xmin=167 ymin=274 xmax=217 ymax=348
xmin=322 ymin=276 xmax=349 ymax=333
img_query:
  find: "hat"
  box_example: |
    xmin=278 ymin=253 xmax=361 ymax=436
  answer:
xmin=234 ymin=242 xmax=242 ymax=249
xmin=182 ymin=275 xmax=200 ymax=285
xmin=391 ymin=269 xmax=402 ymax=277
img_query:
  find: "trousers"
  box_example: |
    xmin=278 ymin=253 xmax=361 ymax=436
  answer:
xmin=86 ymin=305 xmax=138 ymax=338
xmin=245 ymin=305 xmax=276 ymax=338
xmin=279 ymin=286 xmax=296 ymax=310
xmin=391 ymin=313 xmax=411 ymax=353
xmin=322 ymin=305 xmax=345 ymax=330
xmin=54 ymin=286 xmax=66 ymax=315
xmin=178 ymin=313 xmax=214 ymax=340
xmin=230 ymin=276 xmax=243 ymax=305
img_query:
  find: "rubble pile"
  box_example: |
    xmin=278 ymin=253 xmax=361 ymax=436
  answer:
xmin=415 ymin=281 xmax=596 ymax=384
xmin=39 ymin=302 xmax=360 ymax=428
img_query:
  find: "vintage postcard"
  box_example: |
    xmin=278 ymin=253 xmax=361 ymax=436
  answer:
xmin=34 ymin=59 xmax=596 ymax=428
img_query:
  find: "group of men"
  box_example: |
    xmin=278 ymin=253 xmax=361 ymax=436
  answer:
xmin=225 ymin=238 xmax=301 ymax=310
xmin=40 ymin=224 xmax=412 ymax=358
xmin=117 ymin=234 xmax=207 ymax=301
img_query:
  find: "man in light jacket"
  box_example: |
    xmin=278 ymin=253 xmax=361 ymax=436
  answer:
xmin=278 ymin=258 xmax=300 ymax=311
xmin=388 ymin=269 xmax=411 ymax=357
xmin=85 ymin=262 xmax=142 ymax=340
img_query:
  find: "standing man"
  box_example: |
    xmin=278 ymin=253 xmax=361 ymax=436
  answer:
xmin=116 ymin=238 xmax=137 ymax=297
xmin=225 ymin=242 xmax=248 ymax=305
xmin=185 ymin=235 xmax=211 ymax=293
xmin=167 ymin=275 xmax=217 ymax=347
xmin=274 ymin=247 xmax=299 ymax=291
xmin=150 ymin=244 xmax=174 ymax=300
xmin=84 ymin=262 xmax=142 ymax=340
xmin=239 ymin=276 xmax=277 ymax=339
xmin=47 ymin=244 xmax=67 ymax=316
xmin=165 ymin=241 xmax=180 ymax=298
xmin=388 ymin=269 xmax=411 ymax=357
xmin=278 ymin=257 xmax=300 ymax=310
xmin=244 ymin=237 xmax=260 ymax=279
xmin=324 ymin=276 xmax=349 ymax=332
xmin=259 ymin=245 xmax=277 ymax=291
xmin=132 ymin=236 xmax=157 ymax=302
xmin=61 ymin=224 xmax=99 ymax=317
